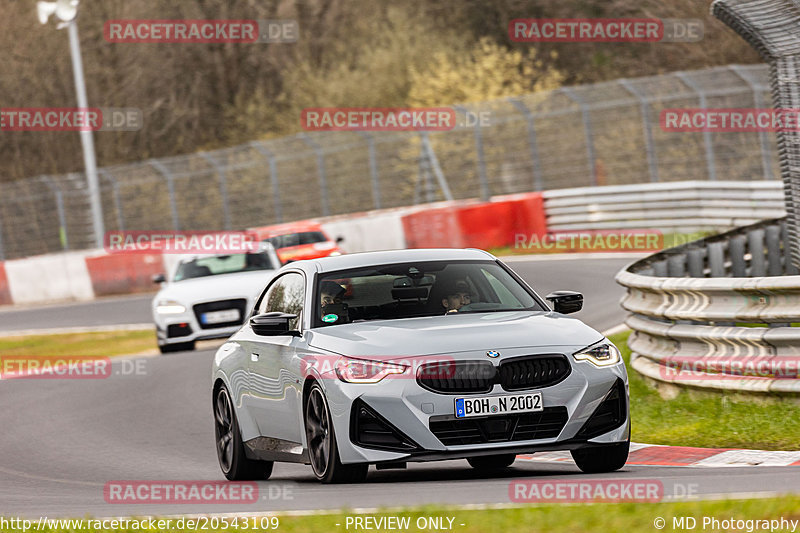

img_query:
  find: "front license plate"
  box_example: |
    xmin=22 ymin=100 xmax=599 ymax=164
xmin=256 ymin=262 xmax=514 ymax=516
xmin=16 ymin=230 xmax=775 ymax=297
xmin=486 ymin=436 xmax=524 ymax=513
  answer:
xmin=202 ymin=309 xmax=240 ymax=324
xmin=455 ymin=392 xmax=542 ymax=418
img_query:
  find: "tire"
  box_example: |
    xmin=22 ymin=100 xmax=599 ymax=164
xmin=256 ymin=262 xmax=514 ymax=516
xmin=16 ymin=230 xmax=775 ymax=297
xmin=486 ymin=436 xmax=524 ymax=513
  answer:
xmin=159 ymin=340 xmax=195 ymax=354
xmin=304 ymin=382 xmax=368 ymax=484
xmin=214 ymin=384 xmax=274 ymax=481
xmin=467 ymin=453 xmax=517 ymax=470
xmin=571 ymin=440 xmax=629 ymax=473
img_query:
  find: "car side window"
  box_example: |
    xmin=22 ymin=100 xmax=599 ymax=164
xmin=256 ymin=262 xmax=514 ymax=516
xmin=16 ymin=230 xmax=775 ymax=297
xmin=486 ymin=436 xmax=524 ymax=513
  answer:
xmin=258 ymin=272 xmax=304 ymax=330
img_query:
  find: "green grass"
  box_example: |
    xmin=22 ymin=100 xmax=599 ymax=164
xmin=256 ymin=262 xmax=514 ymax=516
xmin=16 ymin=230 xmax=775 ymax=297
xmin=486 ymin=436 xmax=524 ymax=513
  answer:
xmin=610 ymin=330 xmax=800 ymax=450
xmin=5 ymin=498 xmax=800 ymax=533
xmin=0 ymin=330 xmax=156 ymax=358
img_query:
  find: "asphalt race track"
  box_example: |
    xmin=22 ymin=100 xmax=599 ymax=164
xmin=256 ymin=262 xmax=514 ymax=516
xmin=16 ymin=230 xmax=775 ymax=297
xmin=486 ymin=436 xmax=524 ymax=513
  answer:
xmin=2 ymin=254 xmax=798 ymax=518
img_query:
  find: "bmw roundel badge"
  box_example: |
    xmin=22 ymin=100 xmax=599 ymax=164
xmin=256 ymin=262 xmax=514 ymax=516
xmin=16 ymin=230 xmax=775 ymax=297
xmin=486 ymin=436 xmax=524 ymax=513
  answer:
xmin=486 ymin=350 xmax=500 ymax=358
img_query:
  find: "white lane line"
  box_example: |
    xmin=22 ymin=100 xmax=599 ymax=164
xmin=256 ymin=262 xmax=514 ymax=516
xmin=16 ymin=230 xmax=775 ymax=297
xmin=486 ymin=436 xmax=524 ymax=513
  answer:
xmin=0 ymin=324 xmax=154 ymax=337
xmin=97 ymin=491 xmax=796 ymax=520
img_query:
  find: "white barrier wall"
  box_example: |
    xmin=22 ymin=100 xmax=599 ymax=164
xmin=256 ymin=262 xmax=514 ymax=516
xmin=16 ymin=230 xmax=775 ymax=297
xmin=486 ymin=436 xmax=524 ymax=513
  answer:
xmin=321 ymin=211 xmax=407 ymax=253
xmin=5 ymin=251 xmax=96 ymax=305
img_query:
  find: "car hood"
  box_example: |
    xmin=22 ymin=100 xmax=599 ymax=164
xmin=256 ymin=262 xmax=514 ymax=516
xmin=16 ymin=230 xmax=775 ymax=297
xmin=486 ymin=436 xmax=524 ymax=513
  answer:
xmin=154 ymin=270 xmax=276 ymax=305
xmin=306 ymin=311 xmax=604 ymax=358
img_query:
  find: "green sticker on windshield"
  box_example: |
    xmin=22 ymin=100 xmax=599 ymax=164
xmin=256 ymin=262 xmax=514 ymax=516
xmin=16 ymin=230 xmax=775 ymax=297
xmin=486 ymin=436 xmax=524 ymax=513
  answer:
xmin=322 ymin=314 xmax=338 ymax=323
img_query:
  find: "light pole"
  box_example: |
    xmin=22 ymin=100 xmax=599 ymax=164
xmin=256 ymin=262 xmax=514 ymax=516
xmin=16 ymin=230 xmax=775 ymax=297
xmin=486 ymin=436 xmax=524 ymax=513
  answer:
xmin=37 ymin=0 xmax=104 ymax=248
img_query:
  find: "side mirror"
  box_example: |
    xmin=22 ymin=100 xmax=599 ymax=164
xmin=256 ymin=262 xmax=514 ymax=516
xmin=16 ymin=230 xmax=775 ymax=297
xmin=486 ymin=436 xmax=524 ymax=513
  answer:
xmin=335 ymin=236 xmax=345 ymax=244
xmin=152 ymin=273 xmax=166 ymax=284
xmin=546 ymin=291 xmax=583 ymax=314
xmin=250 ymin=312 xmax=299 ymax=336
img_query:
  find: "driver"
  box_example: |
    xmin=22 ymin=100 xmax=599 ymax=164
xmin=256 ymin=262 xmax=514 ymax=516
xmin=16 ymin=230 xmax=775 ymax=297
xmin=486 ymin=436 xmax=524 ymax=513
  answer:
xmin=320 ymin=280 xmax=346 ymax=308
xmin=441 ymin=279 xmax=471 ymax=313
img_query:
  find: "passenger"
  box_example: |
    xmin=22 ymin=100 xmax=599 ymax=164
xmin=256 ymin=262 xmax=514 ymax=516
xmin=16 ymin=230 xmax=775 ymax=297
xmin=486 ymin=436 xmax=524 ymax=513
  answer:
xmin=320 ymin=280 xmax=346 ymax=308
xmin=441 ymin=279 xmax=472 ymax=313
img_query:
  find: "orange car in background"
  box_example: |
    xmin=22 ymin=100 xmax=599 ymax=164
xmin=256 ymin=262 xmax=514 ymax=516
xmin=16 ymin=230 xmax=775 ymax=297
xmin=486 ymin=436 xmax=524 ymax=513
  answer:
xmin=252 ymin=222 xmax=344 ymax=264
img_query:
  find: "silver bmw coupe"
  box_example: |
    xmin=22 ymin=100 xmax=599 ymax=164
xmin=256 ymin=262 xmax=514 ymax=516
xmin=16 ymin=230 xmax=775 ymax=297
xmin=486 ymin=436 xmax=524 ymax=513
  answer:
xmin=212 ymin=248 xmax=629 ymax=483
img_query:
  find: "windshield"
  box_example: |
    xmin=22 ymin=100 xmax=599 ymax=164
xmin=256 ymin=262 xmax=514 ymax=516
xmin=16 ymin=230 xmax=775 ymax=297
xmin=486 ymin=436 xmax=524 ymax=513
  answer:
xmin=264 ymin=231 xmax=328 ymax=250
xmin=173 ymin=251 xmax=278 ymax=281
xmin=313 ymin=260 xmax=543 ymax=327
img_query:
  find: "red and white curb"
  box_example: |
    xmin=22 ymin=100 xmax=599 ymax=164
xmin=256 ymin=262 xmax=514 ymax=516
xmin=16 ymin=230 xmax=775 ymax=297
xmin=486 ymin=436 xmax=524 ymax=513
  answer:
xmin=518 ymin=442 xmax=800 ymax=467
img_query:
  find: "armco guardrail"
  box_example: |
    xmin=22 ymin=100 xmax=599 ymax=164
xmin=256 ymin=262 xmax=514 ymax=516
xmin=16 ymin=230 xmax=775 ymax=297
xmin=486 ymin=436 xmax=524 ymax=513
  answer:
xmin=616 ymin=218 xmax=800 ymax=393
xmin=543 ymin=181 xmax=784 ymax=231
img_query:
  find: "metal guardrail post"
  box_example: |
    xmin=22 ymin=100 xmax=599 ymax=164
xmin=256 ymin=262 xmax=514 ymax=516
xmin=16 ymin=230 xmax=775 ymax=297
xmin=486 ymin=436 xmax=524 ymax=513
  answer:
xmin=419 ymin=132 xmax=454 ymax=201
xmin=249 ymin=141 xmax=284 ymax=224
xmin=149 ymin=159 xmax=181 ymax=231
xmin=40 ymin=176 xmax=69 ymax=251
xmin=356 ymin=132 xmax=382 ymax=209
xmin=728 ymin=65 xmax=774 ymax=181
xmin=508 ymin=98 xmax=544 ymax=191
xmin=561 ymin=87 xmax=598 ymax=186
xmin=454 ymin=105 xmax=490 ymax=201
xmin=99 ymin=169 xmax=125 ymax=232
xmin=675 ymin=72 xmax=717 ymax=181
xmin=300 ymin=134 xmax=331 ymax=217
xmin=619 ymin=79 xmax=660 ymax=183
xmin=199 ymin=153 xmax=232 ymax=230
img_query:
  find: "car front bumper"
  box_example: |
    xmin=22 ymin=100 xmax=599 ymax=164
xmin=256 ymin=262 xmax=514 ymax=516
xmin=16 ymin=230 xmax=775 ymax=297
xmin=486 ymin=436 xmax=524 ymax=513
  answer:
xmin=316 ymin=351 xmax=629 ymax=465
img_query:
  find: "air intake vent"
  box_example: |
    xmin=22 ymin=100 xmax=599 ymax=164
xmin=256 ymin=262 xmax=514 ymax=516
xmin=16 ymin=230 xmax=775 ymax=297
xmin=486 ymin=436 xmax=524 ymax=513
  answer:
xmin=350 ymin=399 xmax=420 ymax=452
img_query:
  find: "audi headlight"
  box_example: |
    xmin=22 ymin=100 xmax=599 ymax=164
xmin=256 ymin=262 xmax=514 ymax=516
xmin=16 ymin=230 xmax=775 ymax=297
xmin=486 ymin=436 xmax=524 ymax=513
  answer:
xmin=156 ymin=300 xmax=186 ymax=314
xmin=335 ymin=357 xmax=408 ymax=383
xmin=573 ymin=342 xmax=620 ymax=367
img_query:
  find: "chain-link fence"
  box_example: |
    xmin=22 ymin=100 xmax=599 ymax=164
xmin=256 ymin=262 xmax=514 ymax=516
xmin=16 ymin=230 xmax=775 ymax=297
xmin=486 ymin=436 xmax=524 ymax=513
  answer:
xmin=0 ymin=64 xmax=779 ymax=261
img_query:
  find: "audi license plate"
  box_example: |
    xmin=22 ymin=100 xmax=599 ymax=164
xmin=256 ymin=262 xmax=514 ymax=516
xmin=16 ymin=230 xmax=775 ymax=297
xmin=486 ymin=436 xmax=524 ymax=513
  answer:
xmin=454 ymin=392 xmax=542 ymax=418
xmin=201 ymin=309 xmax=240 ymax=325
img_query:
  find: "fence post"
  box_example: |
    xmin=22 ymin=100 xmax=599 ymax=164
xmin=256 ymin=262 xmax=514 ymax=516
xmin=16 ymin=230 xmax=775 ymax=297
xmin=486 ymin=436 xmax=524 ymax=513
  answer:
xmin=419 ymin=132 xmax=455 ymax=201
xmin=454 ymin=105 xmax=490 ymax=201
xmin=561 ymin=87 xmax=598 ymax=186
xmin=728 ymin=65 xmax=774 ymax=181
xmin=249 ymin=141 xmax=284 ymax=224
xmin=40 ymin=176 xmax=69 ymax=250
xmin=508 ymin=98 xmax=544 ymax=191
xmin=100 ymin=169 xmax=125 ymax=232
xmin=199 ymin=153 xmax=232 ymax=230
xmin=149 ymin=159 xmax=181 ymax=230
xmin=357 ymin=132 xmax=382 ymax=209
xmin=300 ymin=134 xmax=331 ymax=217
xmin=619 ymin=79 xmax=660 ymax=183
xmin=675 ymin=72 xmax=717 ymax=181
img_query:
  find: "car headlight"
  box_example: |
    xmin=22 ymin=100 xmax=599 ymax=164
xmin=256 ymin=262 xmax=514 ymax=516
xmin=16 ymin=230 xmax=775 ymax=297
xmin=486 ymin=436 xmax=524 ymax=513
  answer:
xmin=335 ymin=357 xmax=408 ymax=383
xmin=156 ymin=300 xmax=187 ymax=314
xmin=573 ymin=342 xmax=620 ymax=367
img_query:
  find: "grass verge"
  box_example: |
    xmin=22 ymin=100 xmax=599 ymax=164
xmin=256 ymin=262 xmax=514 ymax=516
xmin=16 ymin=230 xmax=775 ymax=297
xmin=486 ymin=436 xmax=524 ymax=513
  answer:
xmin=0 ymin=330 xmax=156 ymax=358
xmin=4 ymin=498 xmax=800 ymax=532
xmin=609 ymin=330 xmax=800 ymax=450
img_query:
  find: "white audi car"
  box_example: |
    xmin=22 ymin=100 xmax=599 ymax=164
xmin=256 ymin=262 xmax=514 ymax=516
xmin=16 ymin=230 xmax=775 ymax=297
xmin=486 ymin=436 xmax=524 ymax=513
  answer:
xmin=152 ymin=244 xmax=282 ymax=353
